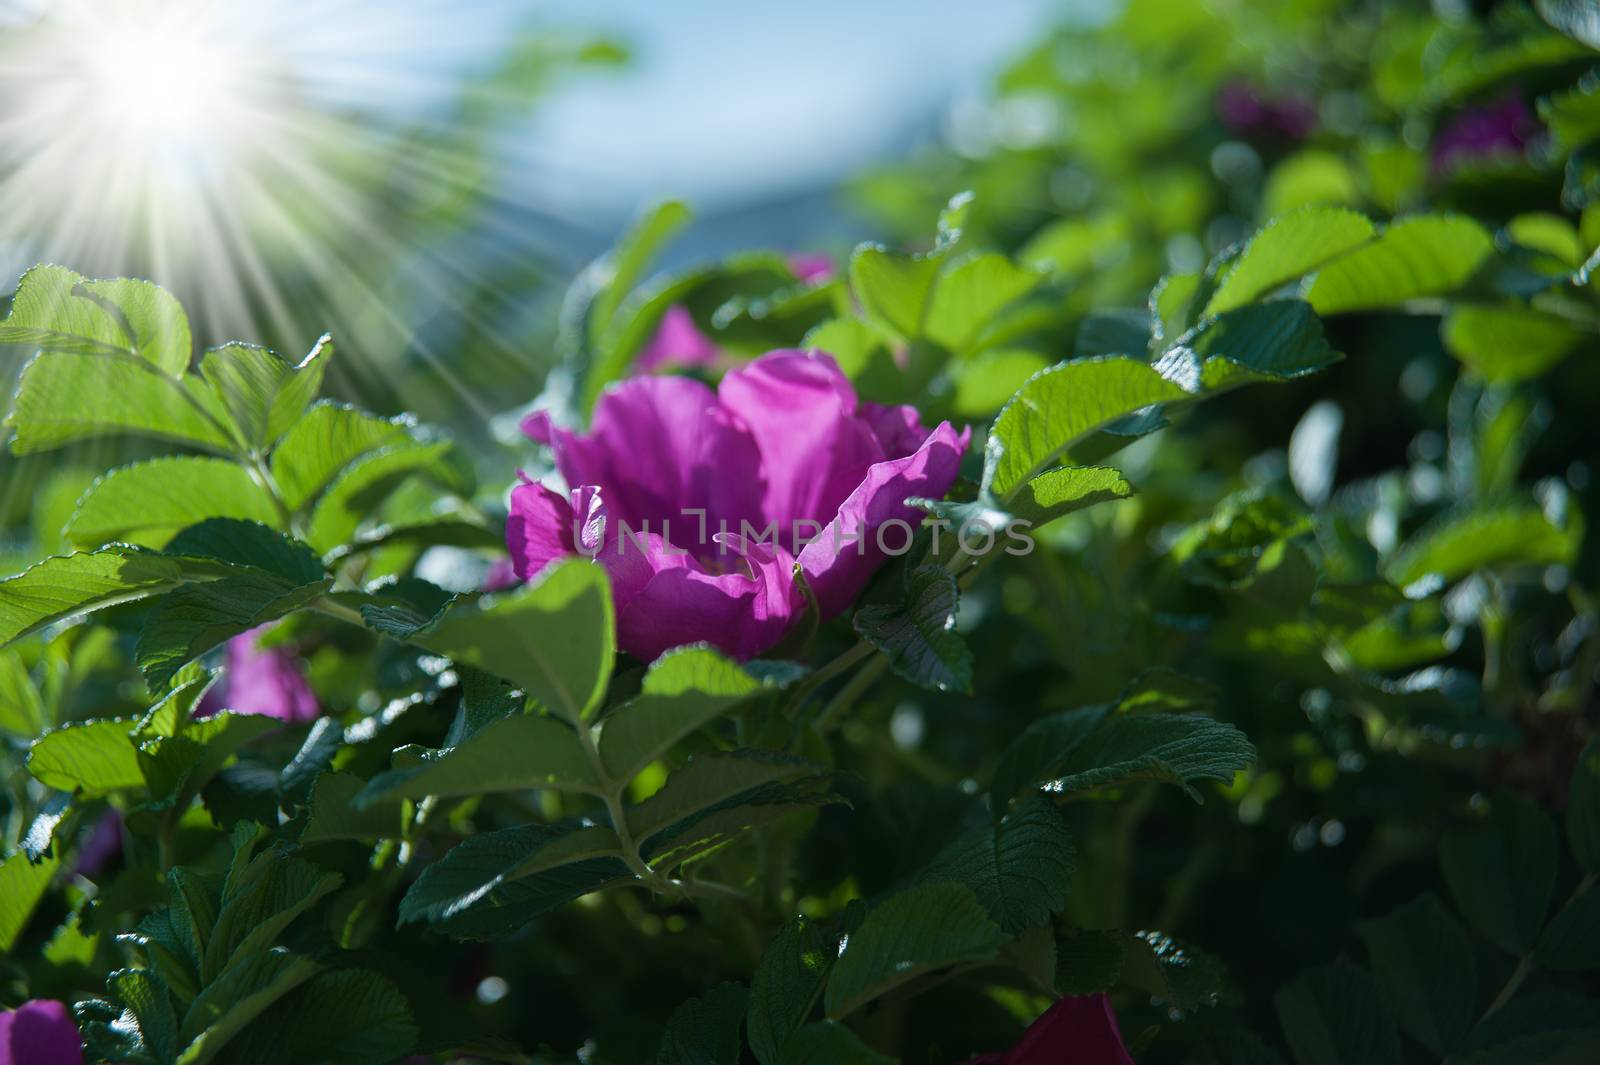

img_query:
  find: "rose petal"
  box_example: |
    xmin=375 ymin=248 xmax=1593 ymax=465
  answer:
xmin=0 ymin=1000 xmax=85 ymax=1065
xmin=719 ymin=350 xmax=886 ymax=548
xmin=798 ymin=420 xmax=968 ymax=617
xmin=615 ymin=536 xmax=799 ymax=661
xmin=634 ymin=305 xmax=720 ymax=373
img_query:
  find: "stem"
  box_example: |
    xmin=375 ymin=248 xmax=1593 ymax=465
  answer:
xmin=813 ymin=657 xmax=888 ymax=734
xmin=784 ymin=640 xmax=874 ymax=717
xmin=573 ymin=717 xmax=668 ymax=891
xmin=1479 ymin=873 xmax=1597 ymax=1023
xmin=312 ymin=596 xmax=367 ymax=628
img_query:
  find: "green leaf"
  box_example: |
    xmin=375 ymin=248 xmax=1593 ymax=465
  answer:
xmin=1121 ymin=929 xmax=1229 ymax=1009
xmin=163 ymin=519 xmax=325 ymax=586
xmin=1386 ymin=503 xmax=1581 ymax=589
xmin=628 ymin=750 xmax=821 ymax=841
xmin=854 ymin=564 xmax=972 ymax=694
xmin=1442 ymin=305 xmax=1585 ymax=382
xmin=398 ymin=819 xmax=622 ymax=928
xmin=107 ymin=967 xmax=179 ymax=1064
xmin=267 ymin=403 xmax=411 ymax=513
xmin=1355 ymin=895 xmax=1476 ymax=1054
xmin=1441 ymin=796 xmax=1558 ymax=955
xmin=951 ymin=348 xmax=1051 ymax=416
xmin=1274 ymin=966 xmax=1400 ymax=1065
xmin=990 ymin=705 xmax=1113 ymax=809
xmin=777 ymin=1022 xmax=893 ymax=1065
xmin=1535 ymin=882 xmax=1600 ymax=971
xmin=918 ymin=793 xmax=1075 ymax=933
xmin=412 ymin=560 xmax=614 ymax=724
xmin=300 ymin=772 xmax=408 ymax=843
xmin=749 ymin=916 xmax=840 ymax=1065
xmin=923 ymin=253 xmax=1041 ymax=351
xmin=203 ymin=853 xmax=341 ymax=981
xmin=225 ymin=969 xmax=417 ymax=1065
xmin=1569 ymin=738 xmax=1600 ymax=873
xmin=1171 ymin=300 xmax=1341 ymax=392
xmin=0 ymin=547 xmax=198 ymax=646
xmin=1453 ymin=991 xmax=1600 ymax=1064
xmin=135 ymin=571 xmax=330 ymax=687
xmin=7 ymin=351 xmax=232 ymax=455
xmin=357 ymin=711 xmax=599 ymax=804
xmin=1206 ymin=207 xmax=1377 ymax=315
xmin=65 ymin=457 xmax=282 ymax=548
xmin=427 ymin=858 xmax=630 ymax=940
xmin=200 ymin=338 xmax=329 ymax=452
xmin=27 ymin=717 xmax=144 ymax=796
xmin=0 ymin=265 xmax=131 ymax=354
xmin=1308 ymin=215 xmax=1495 ymax=314
xmin=1074 ymin=308 xmax=1151 ymax=359
xmin=599 ymin=645 xmax=762 ymax=781
xmin=850 ymin=245 xmax=943 ymax=338
xmin=655 ymin=983 xmax=748 ymax=1065
xmin=77 ymin=277 xmax=192 ymax=376
xmin=0 ymin=849 xmax=58 ymax=952
xmin=1009 ymin=465 xmax=1135 ymax=528
xmin=985 ymin=356 xmax=1189 ymax=500
xmin=0 ymin=648 xmax=46 ymax=737
xmin=176 ymin=949 xmax=320 ymax=1062
xmin=642 ymin=779 xmax=847 ymax=868
xmin=304 ymin=439 xmax=459 ymax=553
xmin=824 ymin=882 xmax=1005 ymax=1019
xmin=1053 ymin=930 xmax=1126 ymax=996
xmin=1019 ymin=213 xmax=1129 ymax=279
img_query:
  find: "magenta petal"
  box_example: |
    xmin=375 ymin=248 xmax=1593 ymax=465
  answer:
xmin=205 ymin=625 xmax=320 ymax=723
xmin=615 ymin=538 xmax=800 ymax=661
xmin=634 ymin=305 xmax=720 ymax=373
xmin=798 ymin=421 xmax=969 ymax=617
xmin=0 ymin=1000 xmax=85 ymax=1065
xmin=74 ymin=810 xmax=123 ymax=877
xmin=861 ymin=401 xmax=932 ymax=459
xmin=788 ymin=252 xmax=835 ymax=283
xmin=1009 ymin=995 xmax=1136 ymax=1064
xmin=718 ymin=351 xmax=886 ymax=546
xmin=507 ymin=481 xmax=577 ymax=582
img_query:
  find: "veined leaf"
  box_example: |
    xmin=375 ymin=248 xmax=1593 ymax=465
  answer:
xmin=1040 ymin=712 xmax=1256 ymax=802
xmin=399 ymin=817 xmax=622 ymax=927
xmin=985 ymin=357 xmax=1188 ymax=500
xmin=0 ymin=548 xmax=195 ymax=646
xmin=777 ymin=1021 xmax=893 ymax=1065
xmin=176 ymin=949 xmax=319 ymax=1061
xmin=626 ymin=750 xmax=821 ymax=841
xmin=1308 ymin=214 xmax=1494 ymax=314
xmin=850 ymin=244 xmax=944 ymax=338
xmin=27 ymin=717 xmax=145 ymax=796
xmin=1169 ymin=300 xmax=1341 ymax=392
xmin=76 ymin=277 xmax=192 ymax=376
xmin=202 ymin=855 xmax=341 ymax=981
xmin=135 ymin=571 xmax=331 ymax=687
xmin=1009 ymin=465 xmax=1135 ymax=529
xmin=7 ymin=351 xmax=233 ymax=455
xmin=599 ymin=644 xmax=762 ymax=781
xmin=267 ymin=403 xmax=412 ymax=513
xmin=221 ymin=969 xmax=416 ymax=1065
xmin=918 ymin=793 xmax=1076 ymax=933
xmin=923 ymin=252 xmax=1041 ymax=352
xmin=0 ymin=265 xmax=133 ymax=356
xmin=299 ymin=772 xmax=408 ymax=843
xmin=854 ymin=564 xmax=972 ymax=693
xmin=1275 ymin=966 xmax=1401 ymax=1065
xmin=823 ymin=882 xmax=1004 ymax=1019
xmin=106 ymin=967 xmax=179 ymax=1064
xmin=655 ymin=983 xmax=748 ymax=1065
xmin=412 ymin=559 xmax=614 ymax=724
xmin=305 ymin=439 xmax=460 ymax=553
xmin=200 ymin=337 xmax=329 ymax=452
xmin=65 ymin=457 xmax=281 ymax=548
xmin=1356 ymin=895 xmax=1476 ymax=1055
xmin=1206 ymin=207 xmax=1377 ymax=315
xmin=0 ymin=648 xmax=46 ymax=737
xmin=748 ymin=916 xmax=842 ymax=1065
xmin=357 ymin=711 xmax=599 ymax=804
xmin=0 ymin=850 xmax=59 ymax=952
xmin=1441 ymin=796 xmax=1558 ymax=956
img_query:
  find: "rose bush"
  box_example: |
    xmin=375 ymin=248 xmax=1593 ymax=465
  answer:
xmin=2 ymin=1 xmax=1599 ymax=1063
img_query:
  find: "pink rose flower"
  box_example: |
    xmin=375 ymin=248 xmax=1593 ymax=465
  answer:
xmin=511 ymin=350 xmax=967 ymax=661
xmin=1431 ymin=94 xmax=1538 ymax=175
xmin=0 ymin=1000 xmax=84 ymax=1065
xmin=194 ymin=623 xmax=320 ymax=723
xmin=965 ymin=995 xmax=1137 ymax=1064
xmin=73 ymin=810 xmax=122 ymax=877
xmin=633 ymin=305 xmax=720 ymax=374
xmin=788 ymin=252 xmax=835 ymax=283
